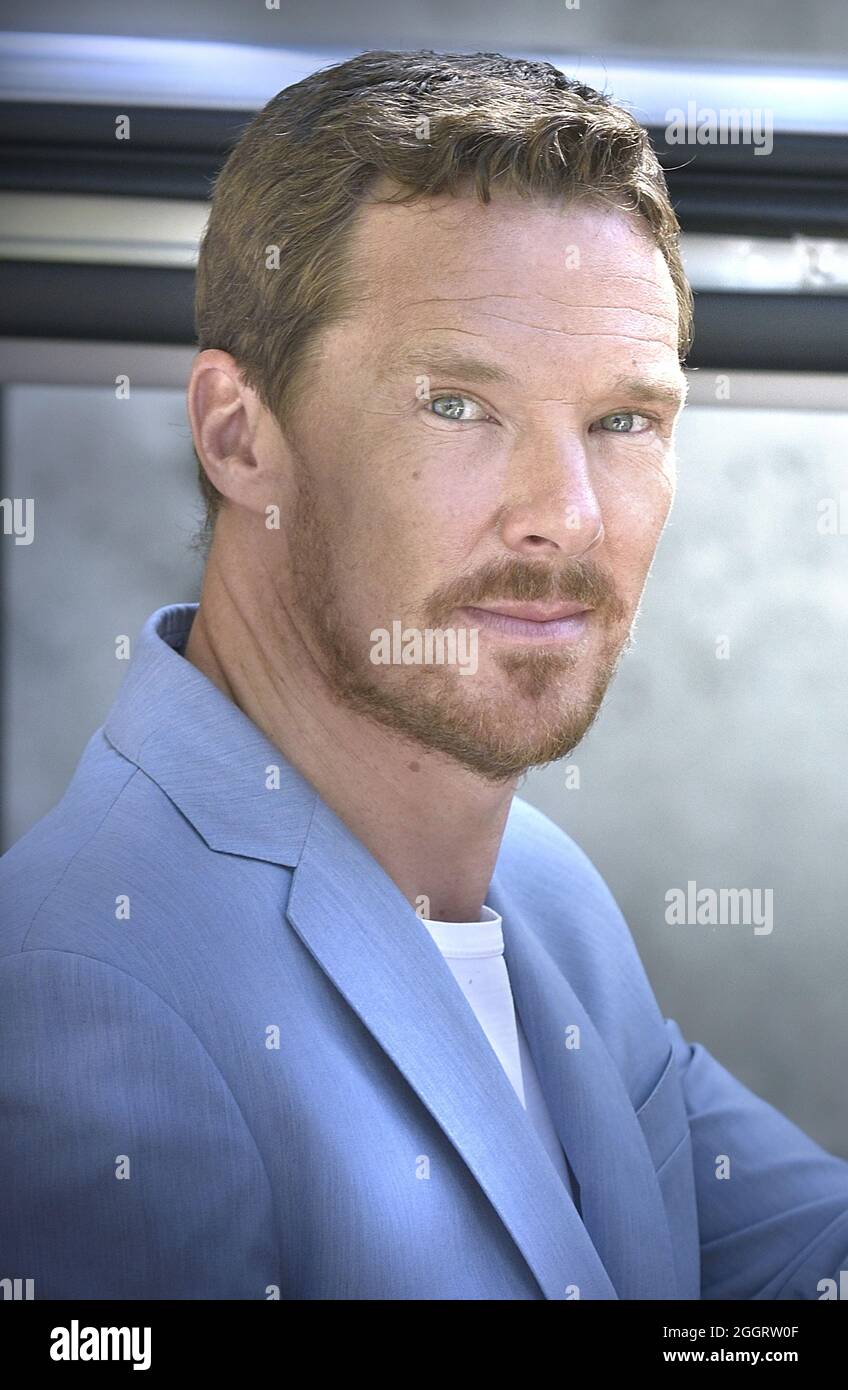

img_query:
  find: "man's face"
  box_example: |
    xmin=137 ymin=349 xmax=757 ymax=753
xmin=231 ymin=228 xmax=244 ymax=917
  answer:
xmin=277 ymin=186 xmax=686 ymax=781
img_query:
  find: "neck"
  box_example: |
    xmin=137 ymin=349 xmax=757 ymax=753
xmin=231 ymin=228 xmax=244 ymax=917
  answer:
xmin=183 ymin=550 xmax=518 ymax=923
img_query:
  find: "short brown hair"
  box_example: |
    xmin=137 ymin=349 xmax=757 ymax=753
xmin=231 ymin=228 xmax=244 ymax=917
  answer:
xmin=193 ymin=49 xmax=693 ymax=542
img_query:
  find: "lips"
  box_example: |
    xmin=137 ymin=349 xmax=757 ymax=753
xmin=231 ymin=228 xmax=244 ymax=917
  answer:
xmin=465 ymin=601 xmax=591 ymax=622
xmin=454 ymin=601 xmax=593 ymax=644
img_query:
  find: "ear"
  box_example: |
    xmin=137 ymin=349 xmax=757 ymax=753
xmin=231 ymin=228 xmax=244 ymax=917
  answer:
xmin=187 ymin=349 xmax=269 ymax=514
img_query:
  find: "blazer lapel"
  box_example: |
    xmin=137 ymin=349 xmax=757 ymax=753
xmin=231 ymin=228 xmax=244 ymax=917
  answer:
xmin=487 ymin=873 xmax=680 ymax=1300
xmin=286 ymin=796 xmax=619 ymax=1300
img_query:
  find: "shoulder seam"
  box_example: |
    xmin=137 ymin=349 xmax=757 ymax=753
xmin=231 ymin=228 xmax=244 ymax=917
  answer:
xmin=19 ymin=758 xmax=142 ymax=954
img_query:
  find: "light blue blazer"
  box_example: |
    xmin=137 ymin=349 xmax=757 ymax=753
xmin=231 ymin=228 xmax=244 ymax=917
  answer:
xmin=1 ymin=603 xmax=847 ymax=1300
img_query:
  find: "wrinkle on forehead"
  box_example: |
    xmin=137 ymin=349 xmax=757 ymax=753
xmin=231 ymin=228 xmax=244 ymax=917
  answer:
xmin=383 ymin=303 xmax=679 ymax=352
xmin=395 ymin=279 xmax=676 ymax=306
xmin=394 ymin=295 xmax=678 ymax=330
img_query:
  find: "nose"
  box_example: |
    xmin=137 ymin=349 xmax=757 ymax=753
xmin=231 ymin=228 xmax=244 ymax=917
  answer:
xmin=497 ymin=435 xmax=605 ymax=559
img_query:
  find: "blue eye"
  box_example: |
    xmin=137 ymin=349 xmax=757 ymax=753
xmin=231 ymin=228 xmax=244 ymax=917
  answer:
xmin=594 ymin=411 xmax=651 ymax=434
xmin=428 ymin=394 xmax=488 ymax=422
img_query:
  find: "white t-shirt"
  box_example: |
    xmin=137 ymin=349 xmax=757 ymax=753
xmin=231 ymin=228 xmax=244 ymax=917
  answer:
xmin=419 ymin=905 xmax=576 ymax=1203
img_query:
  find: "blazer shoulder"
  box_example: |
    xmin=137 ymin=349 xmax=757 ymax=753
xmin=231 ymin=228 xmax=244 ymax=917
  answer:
xmin=0 ymin=728 xmax=139 ymax=952
xmin=0 ymin=727 xmax=215 ymax=961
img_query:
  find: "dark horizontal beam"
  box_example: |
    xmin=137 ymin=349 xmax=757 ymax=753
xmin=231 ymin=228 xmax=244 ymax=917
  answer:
xmin=688 ymin=292 xmax=848 ymax=371
xmin=0 ymin=103 xmax=251 ymax=200
xmin=2 ymin=103 xmax=848 ymax=236
xmin=0 ymin=262 xmax=196 ymax=344
xmin=0 ymin=261 xmax=846 ymax=372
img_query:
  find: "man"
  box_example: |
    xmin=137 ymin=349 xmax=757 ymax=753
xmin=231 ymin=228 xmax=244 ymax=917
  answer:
xmin=1 ymin=50 xmax=846 ymax=1301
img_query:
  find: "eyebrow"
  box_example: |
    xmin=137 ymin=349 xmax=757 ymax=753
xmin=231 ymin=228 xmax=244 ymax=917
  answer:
xmin=606 ymin=373 xmax=689 ymax=409
xmin=383 ymin=346 xmax=688 ymax=409
xmin=385 ymin=346 xmax=517 ymax=386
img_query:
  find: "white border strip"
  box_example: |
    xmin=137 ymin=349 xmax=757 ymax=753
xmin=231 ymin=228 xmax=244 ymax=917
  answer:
xmin=682 ymin=233 xmax=848 ymax=294
xmin=683 ymin=369 xmax=848 ymax=411
xmin=1 ymin=32 xmax=847 ymax=133
xmin=0 ymin=193 xmax=208 ymax=267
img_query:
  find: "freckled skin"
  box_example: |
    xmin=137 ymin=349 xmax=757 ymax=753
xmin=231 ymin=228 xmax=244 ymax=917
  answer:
xmin=185 ymin=181 xmax=687 ymax=916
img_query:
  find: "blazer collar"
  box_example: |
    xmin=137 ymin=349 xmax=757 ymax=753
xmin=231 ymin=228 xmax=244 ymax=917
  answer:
xmin=106 ymin=603 xmax=679 ymax=1299
xmin=104 ymin=603 xmax=317 ymax=866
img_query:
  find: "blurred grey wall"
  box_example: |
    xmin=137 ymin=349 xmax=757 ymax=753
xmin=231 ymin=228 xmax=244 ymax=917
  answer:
xmin=2 ymin=384 xmax=204 ymax=844
xmin=3 ymin=384 xmax=847 ymax=1156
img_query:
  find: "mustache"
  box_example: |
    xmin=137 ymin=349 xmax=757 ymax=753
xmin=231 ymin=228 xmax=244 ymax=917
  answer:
xmin=427 ymin=557 xmax=624 ymax=620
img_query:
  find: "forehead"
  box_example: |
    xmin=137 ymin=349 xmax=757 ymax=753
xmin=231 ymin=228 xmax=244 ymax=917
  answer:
xmin=344 ymin=185 xmax=680 ymax=361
